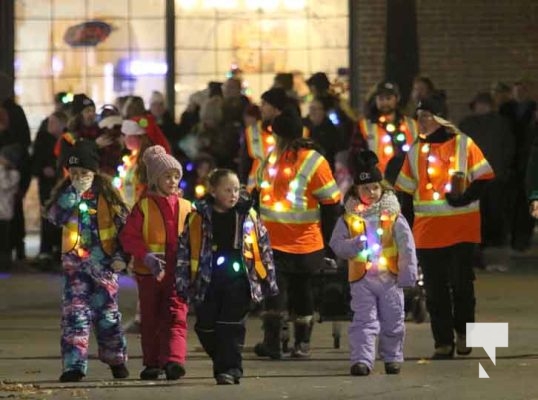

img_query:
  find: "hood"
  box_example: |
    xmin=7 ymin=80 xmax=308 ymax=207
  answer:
xmin=344 ymin=190 xmax=400 ymax=219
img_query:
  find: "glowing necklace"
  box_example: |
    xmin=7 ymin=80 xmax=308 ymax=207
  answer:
xmin=378 ymin=115 xmax=411 ymax=156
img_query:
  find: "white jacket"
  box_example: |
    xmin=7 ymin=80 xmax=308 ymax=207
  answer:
xmin=0 ymin=165 xmax=20 ymax=220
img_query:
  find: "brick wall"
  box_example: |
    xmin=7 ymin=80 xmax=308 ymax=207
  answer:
xmin=357 ymin=0 xmax=538 ymax=122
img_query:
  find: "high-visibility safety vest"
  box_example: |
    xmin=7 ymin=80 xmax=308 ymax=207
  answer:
xmin=132 ymin=196 xmax=192 ymax=275
xmin=245 ymin=121 xmax=275 ymax=192
xmin=395 ymin=133 xmax=494 ymax=249
xmin=245 ymin=122 xmax=310 ymax=192
xmin=343 ymin=212 xmax=399 ymax=282
xmin=187 ymin=209 xmax=267 ymax=281
xmin=257 ymin=148 xmax=341 ymax=253
xmin=62 ymin=194 xmax=118 ymax=257
xmin=358 ymin=116 xmax=418 ymax=173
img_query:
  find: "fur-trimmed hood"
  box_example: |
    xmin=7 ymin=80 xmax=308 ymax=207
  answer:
xmin=344 ymin=190 xmax=401 ymax=219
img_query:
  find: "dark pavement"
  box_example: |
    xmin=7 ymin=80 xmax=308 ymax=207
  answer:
xmin=0 ymin=241 xmax=537 ymax=399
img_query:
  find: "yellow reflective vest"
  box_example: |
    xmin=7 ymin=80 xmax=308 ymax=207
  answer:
xmin=132 ymin=196 xmax=191 ymax=275
xmin=62 ymin=193 xmax=117 ymax=257
xmin=343 ymin=212 xmax=399 ymax=282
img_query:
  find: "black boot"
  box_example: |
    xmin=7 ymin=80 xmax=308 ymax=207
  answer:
xmin=140 ymin=366 xmax=161 ymax=380
xmin=291 ymin=317 xmax=313 ymax=359
xmin=253 ymin=314 xmax=281 ymax=359
xmin=164 ymin=362 xmax=185 ymax=380
xmin=110 ymin=363 xmax=129 ymax=379
xmin=59 ymin=369 xmax=85 ymax=382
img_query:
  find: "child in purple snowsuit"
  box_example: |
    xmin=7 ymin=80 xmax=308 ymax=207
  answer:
xmin=45 ymin=140 xmax=130 ymax=382
xmin=330 ymin=151 xmax=417 ymax=376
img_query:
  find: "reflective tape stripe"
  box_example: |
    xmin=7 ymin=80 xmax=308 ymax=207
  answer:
xmin=414 ymin=200 xmax=479 ymax=216
xmin=469 ymin=158 xmax=493 ymax=180
xmin=99 ymin=226 xmax=116 ymax=241
xmin=260 ymin=206 xmax=320 ymax=223
xmin=396 ymin=171 xmax=417 ymax=193
xmin=362 ymin=120 xmax=378 ymax=151
xmin=292 ymin=151 xmax=323 ymax=209
xmin=313 ymin=180 xmax=340 ymax=202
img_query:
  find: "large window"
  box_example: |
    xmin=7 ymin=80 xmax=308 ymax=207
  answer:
xmin=15 ymin=0 xmax=167 ymax=132
xmin=174 ymin=0 xmax=349 ymax=116
xmin=15 ymin=0 xmax=348 ymax=132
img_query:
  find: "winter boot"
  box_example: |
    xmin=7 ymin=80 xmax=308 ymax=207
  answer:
xmin=291 ymin=316 xmax=313 ymax=359
xmin=164 ymin=362 xmax=186 ymax=380
xmin=253 ymin=314 xmax=282 ymax=359
xmin=350 ymin=362 xmax=370 ymax=376
xmin=110 ymin=364 xmax=129 ymax=379
xmin=456 ymin=334 xmax=472 ymax=356
xmin=59 ymin=369 xmax=85 ymax=382
xmin=431 ymin=344 xmax=455 ymax=360
xmin=384 ymin=362 xmax=401 ymax=375
xmin=140 ymin=366 xmax=161 ymax=380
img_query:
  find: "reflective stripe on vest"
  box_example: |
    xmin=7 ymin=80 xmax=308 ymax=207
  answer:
xmin=343 ymin=212 xmax=398 ymax=283
xmin=61 ymin=193 xmax=117 ymax=256
xmin=189 ymin=209 xmax=267 ymax=280
xmin=133 ymin=196 xmax=191 ymax=274
xmin=409 ymin=134 xmax=474 ymax=216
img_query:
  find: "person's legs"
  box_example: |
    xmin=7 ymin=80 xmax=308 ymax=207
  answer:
xmin=418 ymin=247 xmax=454 ymax=356
xmin=60 ymin=269 xmax=93 ymax=380
xmin=348 ymin=279 xmax=378 ymax=373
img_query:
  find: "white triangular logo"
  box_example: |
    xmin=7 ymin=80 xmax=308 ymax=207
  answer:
xmin=478 ymin=362 xmax=489 ymax=378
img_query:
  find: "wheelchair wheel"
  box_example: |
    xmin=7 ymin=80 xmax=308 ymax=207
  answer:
xmin=412 ymin=297 xmax=427 ymax=324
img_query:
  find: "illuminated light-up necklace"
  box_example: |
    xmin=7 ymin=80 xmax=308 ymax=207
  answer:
xmin=421 ymin=139 xmax=456 ymax=200
xmin=353 ymin=205 xmax=390 ymax=271
xmin=378 ymin=115 xmax=410 ymax=156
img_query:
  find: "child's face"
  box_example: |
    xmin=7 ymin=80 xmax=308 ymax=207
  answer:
xmin=211 ymin=173 xmax=240 ymax=211
xmin=123 ymin=135 xmax=141 ymax=151
xmin=196 ymin=161 xmax=211 ymax=178
xmin=69 ymin=166 xmax=95 ymax=182
xmin=357 ymin=182 xmax=382 ymax=206
xmin=156 ymin=168 xmax=181 ymax=196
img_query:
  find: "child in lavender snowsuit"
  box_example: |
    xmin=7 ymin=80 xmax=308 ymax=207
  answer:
xmin=330 ymin=150 xmax=417 ymax=376
xmin=45 ymin=140 xmax=130 ymax=382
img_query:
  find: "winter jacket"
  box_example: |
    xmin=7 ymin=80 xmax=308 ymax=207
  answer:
xmin=329 ymin=190 xmax=417 ymax=287
xmin=46 ymin=182 xmax=129 ymax=268
xmin=176 ymin=197 xmax=278 ymax=305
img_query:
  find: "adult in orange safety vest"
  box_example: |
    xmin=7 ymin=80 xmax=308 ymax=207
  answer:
xmin=394 ymin=94 xmax=494 ymax=360
xmin=254 ymin=109 xmax=341 ymax=359
xmin=352 ymin=81 xmax=419 ymax=185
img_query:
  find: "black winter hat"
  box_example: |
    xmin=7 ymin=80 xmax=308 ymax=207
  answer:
xmin=271 ymin=110 xmax=303 ymax=140
xmin=306 ymin=72 xmax=331 ymax=92
xmin=72 ymin=93 xmax=95 ymax=115
xmin=353 ymin=150 xmax=383 ymax=185
xmin=67 ymin=139 xmax=100 ymax=172
xmin=416 ymin=92 xmax=447 ymax=117
xmin=374 ymin=81 xmax=400 ymax=97
xmin=261 ymin=87 xmax=288 ymax=111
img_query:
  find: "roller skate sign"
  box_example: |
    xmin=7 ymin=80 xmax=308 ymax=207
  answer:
xmin=466 ymin=323 xmax=509 ymax=378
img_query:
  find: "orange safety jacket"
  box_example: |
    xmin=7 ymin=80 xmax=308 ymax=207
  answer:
xmin=257 ymin=148 xmax=341 ymax=253
xmin=132 ymin=196 xmax=191 ymax=274
xmin=343 ymin=212 xmax=398 ymax=282
xmin=62 ymin=193 xmax=117 ymax=256
xmin=395 ymin=133 xmax=494 ymax=248
xmin=358 ymin=116 xmax=418 ymax=173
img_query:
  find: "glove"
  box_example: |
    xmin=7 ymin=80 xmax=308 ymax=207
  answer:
xmin=72 ymin=176 xmax=93 ymax=194
xmin=445 ymin=192 xmax=472 ymax=208
xmin=111 ymin=260 xmax=126 ymax=273
xmin=143 ymin=253 xmax=166 ymax=278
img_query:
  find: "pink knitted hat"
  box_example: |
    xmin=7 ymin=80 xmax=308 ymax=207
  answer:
xmin=142 ymin=145 xmax=183 ymax=186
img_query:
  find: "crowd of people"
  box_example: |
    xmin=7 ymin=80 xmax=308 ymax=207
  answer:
xmin=1 ymin=68 xmax=538 ymax=383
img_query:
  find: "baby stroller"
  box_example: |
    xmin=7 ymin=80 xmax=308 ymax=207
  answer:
xmin=311 ymin=258 xmax=351 ymax=349
xmin=404 ymin=265 xmax=428 ymax=323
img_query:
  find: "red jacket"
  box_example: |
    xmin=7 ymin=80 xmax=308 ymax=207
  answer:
xmin=120 ymin=193 xmax=179 ymax=274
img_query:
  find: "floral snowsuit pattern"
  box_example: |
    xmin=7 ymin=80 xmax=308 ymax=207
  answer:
xmin=47 ymin=184 xmax=129 ymax=374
